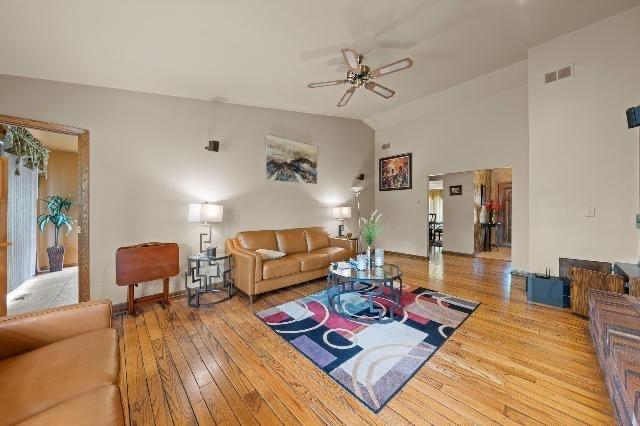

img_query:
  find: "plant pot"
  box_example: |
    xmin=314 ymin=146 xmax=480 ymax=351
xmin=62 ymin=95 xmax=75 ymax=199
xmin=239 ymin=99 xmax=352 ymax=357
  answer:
xmin=47 ymin=246 xmax=65 ymax=272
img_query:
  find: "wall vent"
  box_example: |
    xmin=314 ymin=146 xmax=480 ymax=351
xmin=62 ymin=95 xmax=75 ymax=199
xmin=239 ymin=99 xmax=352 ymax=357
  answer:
xmin=558 ymin=66 xmax=573 ymax=80
xmin=545 ymin=65 xmax=573 ymax=84
xmin=545 ymin=71 xmax=557 ymax=84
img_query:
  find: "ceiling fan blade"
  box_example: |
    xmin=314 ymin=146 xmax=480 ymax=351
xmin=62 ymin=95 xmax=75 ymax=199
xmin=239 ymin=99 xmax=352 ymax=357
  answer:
xmin=337 ymin=87 xmax=356 ymax=107
xmin=365 ymin=81 xmax=395 ymax=99
xmin=371 ymin=57 xmax=413 ymax=78
xmin=341 ymin=48 xmax=360 ymax=70
xmin=307 ymin=80 xmax=348 ymax=88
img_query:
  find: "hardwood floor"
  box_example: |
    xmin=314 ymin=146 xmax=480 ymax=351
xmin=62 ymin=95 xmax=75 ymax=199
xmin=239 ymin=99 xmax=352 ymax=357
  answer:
xmin=115 ymin=253 xmax=614 ymax=425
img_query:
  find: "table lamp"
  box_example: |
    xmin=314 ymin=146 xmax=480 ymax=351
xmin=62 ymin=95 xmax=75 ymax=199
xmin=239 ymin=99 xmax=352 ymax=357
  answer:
xmin=332 ymin=206 xmax=351 ymax=237
xmin=188 ymin=202 xmax=223 ymax=255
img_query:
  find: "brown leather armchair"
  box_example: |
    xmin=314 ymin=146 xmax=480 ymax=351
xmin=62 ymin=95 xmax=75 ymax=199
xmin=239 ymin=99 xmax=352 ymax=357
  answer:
xmin=0 ymin=300 xmax=124 ymax=425
xmin=225 ymin=227 xmax=355 ymax=303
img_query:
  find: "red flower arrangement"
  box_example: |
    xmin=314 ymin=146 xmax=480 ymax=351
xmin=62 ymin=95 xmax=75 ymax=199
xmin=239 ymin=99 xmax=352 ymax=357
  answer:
xmin=484 ymin=200 xmax=502 ymax=212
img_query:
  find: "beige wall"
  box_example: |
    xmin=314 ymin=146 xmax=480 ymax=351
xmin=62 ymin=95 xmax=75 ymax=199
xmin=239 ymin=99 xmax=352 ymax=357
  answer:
xmin=442 ymin=171 xmax=475 ymax=255
xmin=38 ymin=150 xmax=79 ymax=269
xmin=0 ymin=75 xmax=374 ymax=303
xmin=528 ymin=6 xmax=640 ymax=274
xmin=372 ymin=62 xmax=530 ymax=271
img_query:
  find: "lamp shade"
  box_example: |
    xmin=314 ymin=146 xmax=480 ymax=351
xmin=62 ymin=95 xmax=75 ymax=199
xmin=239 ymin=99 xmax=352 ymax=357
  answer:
xmin=332 ymin=206 xmax=352 ymax=219
xmin=351 ymin=186 xmax=364 ymax=194
xmin=188 ymin=202 xmax=223 ymax=223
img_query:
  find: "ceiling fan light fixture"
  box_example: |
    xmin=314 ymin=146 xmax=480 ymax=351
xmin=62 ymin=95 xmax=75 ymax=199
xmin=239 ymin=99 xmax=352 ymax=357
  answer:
xmin=307 ymin=48 xmax=413 ymax=106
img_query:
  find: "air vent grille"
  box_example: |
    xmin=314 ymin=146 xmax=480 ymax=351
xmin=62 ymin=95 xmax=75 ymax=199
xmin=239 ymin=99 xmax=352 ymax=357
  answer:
xmin=545 ymin=71 xmax=557 ymax=84
xmin=558 ymin=66 xmax=572 ymax=80
xmin=545 ymin=65 xmax=573 ymax=84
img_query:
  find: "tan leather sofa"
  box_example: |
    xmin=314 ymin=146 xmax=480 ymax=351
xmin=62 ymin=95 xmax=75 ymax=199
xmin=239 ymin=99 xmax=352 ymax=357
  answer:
xmin=225 ymin=227 xmax=355 ymax=302
xmin=0 ymin=300 xmax=124 ymax=426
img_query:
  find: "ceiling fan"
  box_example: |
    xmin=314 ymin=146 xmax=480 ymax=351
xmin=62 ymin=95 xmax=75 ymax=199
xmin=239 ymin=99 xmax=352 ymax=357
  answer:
xmin=307 ymin=48 xmax=413 ymax=107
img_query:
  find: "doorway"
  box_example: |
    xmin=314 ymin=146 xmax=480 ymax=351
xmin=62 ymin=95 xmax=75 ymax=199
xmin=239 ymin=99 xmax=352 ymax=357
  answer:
xmin=427 ymin=167 xmax=512 ymax=262
xmin=0 ymin=115 xmax=89 ymax=317
xmin=428 ymin=177 xmax=444 ymax=251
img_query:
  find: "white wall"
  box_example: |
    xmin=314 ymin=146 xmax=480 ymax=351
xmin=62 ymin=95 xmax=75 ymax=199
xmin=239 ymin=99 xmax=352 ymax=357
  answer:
xmin=0 ymin=74 xmax=374 ymax=303
xmin=371 ymin=62 xmax=530 ymax=271
xmin=442 ymin=172 xmax=475 ymax=254
xmin=528 ymin=6 xmax=640 ymax=274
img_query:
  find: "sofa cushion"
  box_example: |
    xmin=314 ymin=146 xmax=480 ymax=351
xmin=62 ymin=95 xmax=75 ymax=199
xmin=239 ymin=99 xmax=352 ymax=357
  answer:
xmin=255 ymin=249 xmax=286 ymax=260
xmin=312 ymin=247 xmax=352 ymax=262
xmin=17 ymin=385 xmax=124 ymax=426
xmin=304 ymin=227 xmax=330 ymax=251
xmin=288 ymin=252 xmax=330 ymax=272
xmin=238 ymin=230 xmax=278 ymax=251
xmin=0 ymin=328 xmax=119 ymax=425
xmin=263 ymin=257 xmax=301 ymax=279
xmin=275 ymin=229 xmax=308 ymax=254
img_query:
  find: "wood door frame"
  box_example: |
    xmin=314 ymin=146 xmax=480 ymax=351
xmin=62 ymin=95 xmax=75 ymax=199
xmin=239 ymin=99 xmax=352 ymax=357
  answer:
xmin=0 ymin=114 xmax=90 ymax=314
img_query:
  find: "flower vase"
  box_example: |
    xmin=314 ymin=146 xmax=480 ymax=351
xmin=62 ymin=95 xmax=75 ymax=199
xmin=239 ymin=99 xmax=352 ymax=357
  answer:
xmin=479 ymin=205 xmax=488 ymax=224
xmin=366 ymin=246 xmax=371 ymax=268
xmin=374 ymin=248 xmax=384 ymax=267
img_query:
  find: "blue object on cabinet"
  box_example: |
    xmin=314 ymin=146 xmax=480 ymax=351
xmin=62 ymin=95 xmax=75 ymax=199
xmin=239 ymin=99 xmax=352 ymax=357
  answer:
xmin=526 ymin=274 xmax=570 ymax=308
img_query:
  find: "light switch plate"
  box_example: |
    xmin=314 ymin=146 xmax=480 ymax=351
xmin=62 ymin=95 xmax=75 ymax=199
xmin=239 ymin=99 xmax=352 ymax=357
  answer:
xmin=585 ymin=207 xmax=596 ymax=217
xmin=636 ymin=214 xmax=640 ymax=229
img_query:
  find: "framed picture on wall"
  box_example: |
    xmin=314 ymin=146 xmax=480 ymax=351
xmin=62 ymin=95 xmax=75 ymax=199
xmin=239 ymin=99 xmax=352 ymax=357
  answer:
xmin=265 ymin=134 xmax=318 ymax=184
xmin=379 ymin=153 xmax=412 ymax=191
xmin=449 ymin=185 xmax=462 ymax=196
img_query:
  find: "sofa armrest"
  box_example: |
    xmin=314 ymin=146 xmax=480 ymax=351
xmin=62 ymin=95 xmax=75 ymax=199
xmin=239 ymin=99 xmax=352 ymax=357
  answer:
xmin=226 ymin=239 xmax=262 ymax=296
xmin=329 ymin=237 xmax=356 ymax=256
xmin=0 ymin=300 xmax=112 ymax=361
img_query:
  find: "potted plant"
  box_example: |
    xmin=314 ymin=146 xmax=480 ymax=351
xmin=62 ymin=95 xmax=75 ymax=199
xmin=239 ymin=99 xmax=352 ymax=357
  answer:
xmin=360 ymin=210 xmax=383 ymax=264
xmin=37 ymin=195 xmax=77 ymax=272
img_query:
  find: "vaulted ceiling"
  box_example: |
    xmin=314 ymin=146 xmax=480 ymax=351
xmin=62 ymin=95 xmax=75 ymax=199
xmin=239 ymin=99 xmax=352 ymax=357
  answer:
xmin=1 ymin=0 xmax=638 ymax=119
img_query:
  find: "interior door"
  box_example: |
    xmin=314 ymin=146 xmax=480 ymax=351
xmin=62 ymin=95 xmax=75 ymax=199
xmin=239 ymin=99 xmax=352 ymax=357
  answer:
xmin=0 ymin=156 xmax=8 ymax=316
xmin=498 ymin=182 xmax=512 ymax=247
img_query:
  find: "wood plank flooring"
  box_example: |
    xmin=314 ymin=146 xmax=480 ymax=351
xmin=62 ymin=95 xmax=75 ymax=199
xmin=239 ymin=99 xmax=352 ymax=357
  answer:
xmin=115 ymin=253 xmax=614 ymax=425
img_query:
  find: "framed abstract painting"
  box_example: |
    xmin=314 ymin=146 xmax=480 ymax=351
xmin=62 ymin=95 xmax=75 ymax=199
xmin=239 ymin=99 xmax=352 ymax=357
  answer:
xmin=266 ymin=135 xmax=318 ymax=184
xmin=379 ymin=153 xmax=412 ymax=191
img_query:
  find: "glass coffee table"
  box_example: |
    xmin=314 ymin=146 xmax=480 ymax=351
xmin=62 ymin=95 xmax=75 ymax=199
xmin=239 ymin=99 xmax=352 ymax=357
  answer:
xmin=326 ymin=263 xmax=403 ymax=324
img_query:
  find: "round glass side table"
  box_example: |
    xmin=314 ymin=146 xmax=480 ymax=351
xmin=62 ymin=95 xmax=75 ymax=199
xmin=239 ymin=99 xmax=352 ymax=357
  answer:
xmin=185 ymin=252 xmax=234 ymax=307
xmin=326 ymin=263 xmax=403 ymax=324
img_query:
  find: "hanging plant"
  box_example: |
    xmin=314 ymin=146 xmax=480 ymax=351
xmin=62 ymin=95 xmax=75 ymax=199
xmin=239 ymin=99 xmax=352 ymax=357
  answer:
xmin=0 ymin=124 xmax=50 ymax=176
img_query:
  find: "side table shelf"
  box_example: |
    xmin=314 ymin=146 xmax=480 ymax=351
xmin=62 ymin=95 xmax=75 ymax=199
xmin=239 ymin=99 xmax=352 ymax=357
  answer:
xmin=185 ymin=253 xmax=234 ymax=307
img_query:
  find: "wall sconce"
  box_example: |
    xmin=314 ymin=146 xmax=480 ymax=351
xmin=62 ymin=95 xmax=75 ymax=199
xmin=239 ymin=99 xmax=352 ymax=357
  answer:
xmin=332 ymin=206 xmax=352 ymax=237
xmin=205 ymin=140 xmax=220 ymax=152
xmin=356 ymin=173 xmax=365 ymax=181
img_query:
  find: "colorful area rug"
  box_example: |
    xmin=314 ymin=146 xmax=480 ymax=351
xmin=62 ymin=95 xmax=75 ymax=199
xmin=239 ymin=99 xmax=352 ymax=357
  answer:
xmin=255 ymin=282 xmax=479 ymax=412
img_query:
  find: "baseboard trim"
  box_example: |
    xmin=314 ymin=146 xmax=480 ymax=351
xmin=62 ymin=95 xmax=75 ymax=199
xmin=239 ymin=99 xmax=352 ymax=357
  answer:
xmin=385 ymin=250 xmax=429 ymax=261
xmin=442 ymin=250 xmax=474 ymax=258
xmin=112 ymin=289 xmax=187 ymax=317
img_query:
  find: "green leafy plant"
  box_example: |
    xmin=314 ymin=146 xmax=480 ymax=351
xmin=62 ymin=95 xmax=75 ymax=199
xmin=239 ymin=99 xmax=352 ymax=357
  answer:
xmin=360 ymin=210 xmax=383 ymax=247
xmin=37 ymin=195 xmax=77 ymax=246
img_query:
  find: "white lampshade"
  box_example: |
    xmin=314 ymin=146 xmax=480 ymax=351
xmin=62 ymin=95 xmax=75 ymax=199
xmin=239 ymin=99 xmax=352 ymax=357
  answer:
xmin=351 ymin=186 xmax=364 ymax=194
xmin=332 ymin=206 xmax=352 ymax=220
xmin=188 ymin=202 xmax=223 ymax=223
